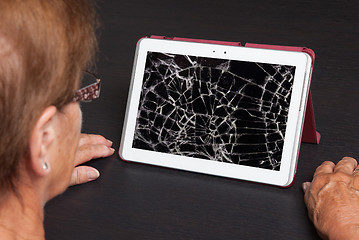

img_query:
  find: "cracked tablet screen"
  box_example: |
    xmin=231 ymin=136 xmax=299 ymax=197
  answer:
xmin=132 ymin=52 xmax=295 ymax=170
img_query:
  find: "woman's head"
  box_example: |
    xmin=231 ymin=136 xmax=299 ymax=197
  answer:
xmin=0 ymin=0 xmax=98 ymax=197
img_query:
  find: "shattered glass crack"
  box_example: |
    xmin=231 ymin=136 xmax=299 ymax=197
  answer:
xmin=133 ymin=52 xmax=295 ymax=171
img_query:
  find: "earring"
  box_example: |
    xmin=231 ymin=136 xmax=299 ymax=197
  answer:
xmin=43 ymin=162 xmax=49 ymax=170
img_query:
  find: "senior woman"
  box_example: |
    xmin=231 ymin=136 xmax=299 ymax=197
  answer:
xmin=0 ymin=0 xmax=114 ymax=239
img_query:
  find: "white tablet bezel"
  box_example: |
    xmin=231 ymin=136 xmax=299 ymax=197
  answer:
xmin=120 ymin=38 xmax=312 ymax=187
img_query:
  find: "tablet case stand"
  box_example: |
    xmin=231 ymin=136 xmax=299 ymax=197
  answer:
xmin=149 ymin=36 xmax=320 ymax=144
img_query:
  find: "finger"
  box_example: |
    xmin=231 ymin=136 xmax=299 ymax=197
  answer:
xmin=302 ymin=182 xmax=311 ymax=193
xmin=313 ymin=161 xmax=335 ymax=177
xmin=303 ymin=184 xmax=315 ymax=222
xmin=333 ymin=157 xmax=358 ymax=174
xmin=74 ymin=144 xmax=115 ymax=166
xmin=79 ymin=134 xmax=113 ymax=148
xmin=69 ymin=166 xmax=100 ymax=186
xmin=351 ymin=168 xmax=359 ymax=190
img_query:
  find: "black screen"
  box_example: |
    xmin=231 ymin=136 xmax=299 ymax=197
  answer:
xmin=132 ymin=52 xmax=295 ymax=170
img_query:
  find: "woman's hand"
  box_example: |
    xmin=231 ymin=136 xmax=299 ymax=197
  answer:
xmin=69 ymin=134 xmax=115 ymax=186
xmin=303 ymin=157 xmax=359 ymax=240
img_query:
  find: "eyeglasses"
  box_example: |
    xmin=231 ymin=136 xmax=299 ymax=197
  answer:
xmin=72 ymin=71 xmax=101 ymax=102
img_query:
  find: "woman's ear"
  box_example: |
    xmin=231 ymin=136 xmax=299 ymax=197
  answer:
xmin=28 ymin=106 xmax=57 ymax=177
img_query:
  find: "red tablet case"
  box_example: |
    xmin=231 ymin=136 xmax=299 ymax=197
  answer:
xmin=149 ymin=35 xmax=320 ymax=144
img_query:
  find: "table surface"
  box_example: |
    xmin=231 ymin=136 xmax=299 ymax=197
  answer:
xmin=44 ymin=1 xmax=359 ymax=239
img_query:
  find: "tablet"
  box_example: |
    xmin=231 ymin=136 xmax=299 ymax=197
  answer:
xmin=120 ymin=37 xmax=312 ymax=187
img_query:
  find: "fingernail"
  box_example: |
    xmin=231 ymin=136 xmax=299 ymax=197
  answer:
xmin=87 ymin=169 xmax=100 ymax=180
xmin=107 ymin=140 xmax=113 ymax=145
xmin=110 ymin=147 xmax=115 ymax=152
xmin=302 ymin=182 xmax=310 ymax=192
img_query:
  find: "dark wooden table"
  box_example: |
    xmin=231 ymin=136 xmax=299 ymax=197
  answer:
xmin=44 ymin=1 xmax=359 ymax=239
